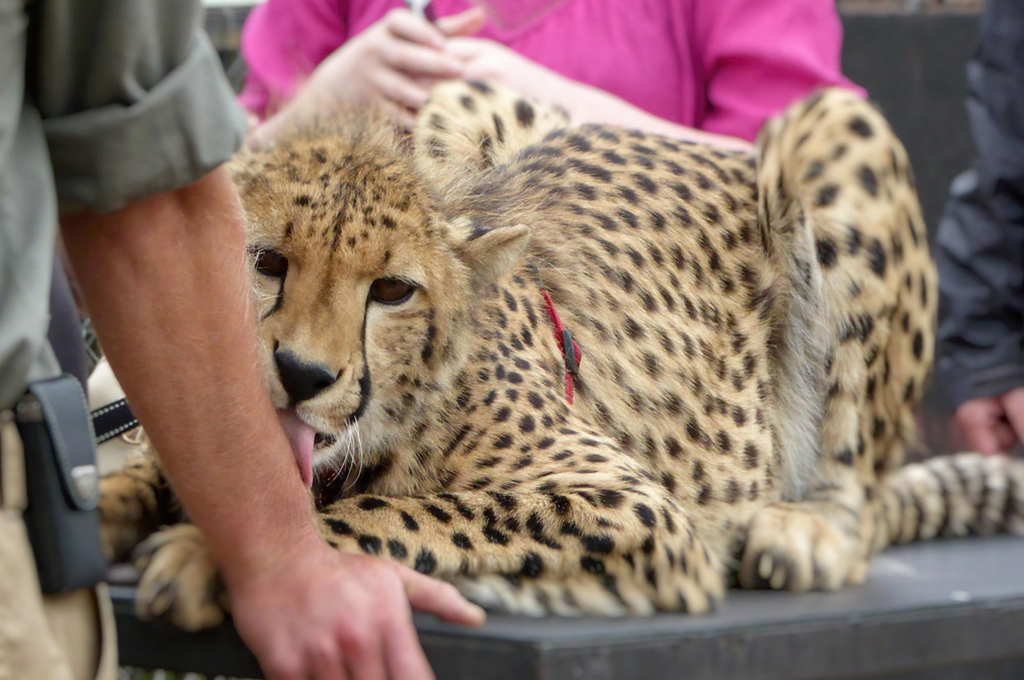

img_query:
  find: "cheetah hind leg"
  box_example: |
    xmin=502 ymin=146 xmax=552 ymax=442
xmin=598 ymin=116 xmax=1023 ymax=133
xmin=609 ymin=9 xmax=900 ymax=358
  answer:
xmin=741 ymin=89 xmax=927 ymax=592
xmin=412 ymin=79 xmax=570 ymax=186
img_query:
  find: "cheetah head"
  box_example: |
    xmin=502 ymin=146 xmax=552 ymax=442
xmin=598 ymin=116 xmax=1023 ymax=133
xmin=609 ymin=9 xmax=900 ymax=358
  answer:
xmin=232 ymin=118 xmax=528 ymax=486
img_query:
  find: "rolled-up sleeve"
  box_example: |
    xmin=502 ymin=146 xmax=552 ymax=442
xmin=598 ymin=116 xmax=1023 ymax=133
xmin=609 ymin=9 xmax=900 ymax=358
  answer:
xmin=30 ymin=0 xmax=249 ymax=213
xmin=934 ymin=0 xmax=1024 ymax=410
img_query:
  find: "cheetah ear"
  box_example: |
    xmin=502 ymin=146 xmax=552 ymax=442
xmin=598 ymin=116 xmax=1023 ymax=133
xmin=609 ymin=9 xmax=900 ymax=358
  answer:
xmin=450 ymin=220 xmax=530 ymax=285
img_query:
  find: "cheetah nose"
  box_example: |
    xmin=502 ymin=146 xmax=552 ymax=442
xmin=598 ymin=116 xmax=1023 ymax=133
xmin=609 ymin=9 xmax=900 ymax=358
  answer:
xmin=274 ymin=349 xmax=338 ymax=404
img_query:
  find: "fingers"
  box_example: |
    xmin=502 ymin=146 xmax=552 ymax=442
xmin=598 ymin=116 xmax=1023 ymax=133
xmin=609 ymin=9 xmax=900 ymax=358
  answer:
xmin=310 ymin=635 xmax=346 ymax=680
xmin=379 ymin=39 xmax=464 ymax=79
xmin=253 ymin=633 xmax=306 ymax=680
xmin=397 ymin=565 xmax=486 ymax=626
xmin=382 ymin=606 xmax=436 ymax=680
xmin=435 ymin=7 xmax=487 ymax=38
xmin=956 ymin=395 xmax=1022 ymax=455
xmin=365 ymin=8 xmax=463 ymax=119
xmin=372 ymin=69 xmax=430 ymax=111
xmin=384 ymin=8 xmax=446 ymax=49
xmin=444 ymin=36 xmax=490 ymax=59
xmin=340 ymin=628 xmax=388 ymax=680
xmin=1000 ymin=387 xmax=1024 ymax=449
xmin=956 ymin=398 xmax=1003 ymax=454
xmin=964 ymin=421 xmax=1002 ymax=456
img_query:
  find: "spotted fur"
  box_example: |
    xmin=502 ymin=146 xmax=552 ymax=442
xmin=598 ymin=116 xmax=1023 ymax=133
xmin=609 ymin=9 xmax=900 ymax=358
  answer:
xmin=99 ymin=82 xmax=1024 ymax=630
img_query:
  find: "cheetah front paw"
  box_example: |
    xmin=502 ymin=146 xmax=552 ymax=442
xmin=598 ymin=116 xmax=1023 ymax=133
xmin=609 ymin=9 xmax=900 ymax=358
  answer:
xmin=99 ymin=473 xmax=150 ymax=563
xmin=133 ymin=524 xmax=229 ymax=632
xmin=739 ymin=503 xmax=865 ymax=592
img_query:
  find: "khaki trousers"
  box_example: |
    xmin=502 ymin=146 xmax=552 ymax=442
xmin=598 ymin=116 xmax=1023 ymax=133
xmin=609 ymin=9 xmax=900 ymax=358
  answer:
xmin=0 ymin=413 xmax=117 ymax=680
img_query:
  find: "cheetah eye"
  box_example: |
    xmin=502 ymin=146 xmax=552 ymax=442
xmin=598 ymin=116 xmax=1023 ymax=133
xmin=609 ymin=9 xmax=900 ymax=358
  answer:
xmin=369 ymin=278 xmax=416 ymax=305
xmin=253 ymin=248 xmax=288 ymax=278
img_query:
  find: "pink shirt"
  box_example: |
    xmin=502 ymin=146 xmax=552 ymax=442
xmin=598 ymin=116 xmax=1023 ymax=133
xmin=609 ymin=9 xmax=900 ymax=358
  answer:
xmin=240 ymin=0 xmax=863 ymax=141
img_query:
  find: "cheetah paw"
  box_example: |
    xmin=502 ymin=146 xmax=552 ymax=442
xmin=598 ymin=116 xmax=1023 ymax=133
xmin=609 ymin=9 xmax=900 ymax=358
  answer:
xmin=739 ymin=503 xmax=865 ymax=592
xmin=98 ymin=475 xmax=146 ymax=562
xmin=133 ymin=524 xmax=228 ymax=632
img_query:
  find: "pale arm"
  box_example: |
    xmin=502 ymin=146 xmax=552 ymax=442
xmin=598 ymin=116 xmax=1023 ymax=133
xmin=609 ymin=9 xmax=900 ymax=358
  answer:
xmin=551 ymin=78 xmax=753 ymax=152
xmin=445 ymin=38 xmax=752 ymax=152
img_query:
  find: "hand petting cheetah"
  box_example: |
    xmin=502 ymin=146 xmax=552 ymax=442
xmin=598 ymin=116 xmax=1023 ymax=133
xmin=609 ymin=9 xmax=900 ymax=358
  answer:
xmin=100 ymin=80 xmax=1024 ymax=631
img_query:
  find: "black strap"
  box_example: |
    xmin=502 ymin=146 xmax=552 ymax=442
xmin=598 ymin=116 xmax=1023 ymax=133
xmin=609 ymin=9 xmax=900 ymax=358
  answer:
xmin=90 ymin=399 xmax=139 ymax=444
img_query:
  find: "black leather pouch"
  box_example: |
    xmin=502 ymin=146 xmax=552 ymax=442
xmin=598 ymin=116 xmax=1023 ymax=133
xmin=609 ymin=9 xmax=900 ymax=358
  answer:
xmin=16 ymin=374 xmax=107 ymax=593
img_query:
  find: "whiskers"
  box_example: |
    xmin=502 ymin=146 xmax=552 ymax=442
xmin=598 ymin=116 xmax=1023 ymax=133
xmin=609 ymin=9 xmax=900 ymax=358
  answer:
xmin=322 ymin=421 xmax=366 ymax=495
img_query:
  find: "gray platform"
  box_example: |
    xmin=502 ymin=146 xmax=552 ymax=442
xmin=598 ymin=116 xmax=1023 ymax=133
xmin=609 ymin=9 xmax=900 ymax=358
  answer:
xmin=113 ymin=536 xmax=1024 ymax=680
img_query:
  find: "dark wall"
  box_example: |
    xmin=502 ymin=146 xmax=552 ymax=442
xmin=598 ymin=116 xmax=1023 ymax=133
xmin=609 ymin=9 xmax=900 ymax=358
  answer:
xmin=842 ymin=12 xmax=980 ymax=237
xmin=842 ymin=12 xmax=983 ymax=454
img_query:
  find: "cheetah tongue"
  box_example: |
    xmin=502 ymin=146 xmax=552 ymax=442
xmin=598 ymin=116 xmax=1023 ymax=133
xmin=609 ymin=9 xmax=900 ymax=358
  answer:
xmin=278 ymin=409 xmax=315 ymax=489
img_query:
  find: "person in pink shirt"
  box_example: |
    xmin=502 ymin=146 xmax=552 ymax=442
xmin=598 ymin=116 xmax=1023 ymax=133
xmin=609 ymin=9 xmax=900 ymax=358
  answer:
xmin=241 ymin=0 xmax=863 ymax=150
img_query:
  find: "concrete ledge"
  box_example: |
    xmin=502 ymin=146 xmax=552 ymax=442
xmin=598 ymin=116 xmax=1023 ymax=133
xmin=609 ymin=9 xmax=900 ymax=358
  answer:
xmin=114 ymin=537 xmax=1024 ymax=680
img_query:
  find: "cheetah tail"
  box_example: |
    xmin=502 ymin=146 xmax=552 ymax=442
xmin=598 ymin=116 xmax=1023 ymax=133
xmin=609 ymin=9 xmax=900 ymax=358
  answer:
xmin=873 ymin=453 xmax=1024 ymax=551
xmin=753 ymin=87 xmax=929 ymax=503
xmin=412 ymin=80 xmax=570 ymax=182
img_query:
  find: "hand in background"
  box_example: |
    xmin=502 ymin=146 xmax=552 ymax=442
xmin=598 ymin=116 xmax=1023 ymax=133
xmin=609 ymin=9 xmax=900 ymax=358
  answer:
xmin=229 ymin=533 xmax=485 ymax=680
xmin=955 ymin=387 xmax=1024 ymax=454
xmin=283 ymin=8 xmax=485 ymax=130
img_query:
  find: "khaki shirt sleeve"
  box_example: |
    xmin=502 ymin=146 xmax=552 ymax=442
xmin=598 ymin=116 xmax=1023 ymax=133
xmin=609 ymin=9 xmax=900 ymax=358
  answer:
xmin=30 ymin=0 xmax=248 ymax=213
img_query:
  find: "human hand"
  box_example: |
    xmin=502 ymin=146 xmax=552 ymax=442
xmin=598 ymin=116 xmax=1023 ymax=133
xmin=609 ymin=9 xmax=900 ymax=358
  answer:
xmin=227 ymin=532 xmax=485 ymax=680
xmin=955 ymin=387 xmax=1024 ymax=454
xmin=290 ymin=8 xmax=485 ymax=130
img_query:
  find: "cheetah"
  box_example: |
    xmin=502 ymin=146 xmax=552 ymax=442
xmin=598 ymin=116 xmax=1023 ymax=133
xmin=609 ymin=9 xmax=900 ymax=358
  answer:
xmin=100 ymin=81 xmax=1024 ymax=630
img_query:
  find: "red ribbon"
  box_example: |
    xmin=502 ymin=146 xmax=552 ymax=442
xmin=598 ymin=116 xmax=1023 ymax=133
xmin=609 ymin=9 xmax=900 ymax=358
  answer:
xmin=539 ymin=289 xmax=582 ymax=405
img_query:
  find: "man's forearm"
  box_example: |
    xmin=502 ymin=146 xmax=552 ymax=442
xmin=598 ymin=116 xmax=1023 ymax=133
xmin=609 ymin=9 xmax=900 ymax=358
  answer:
xmin=60 ymin=167 xmax=316 ymax=581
